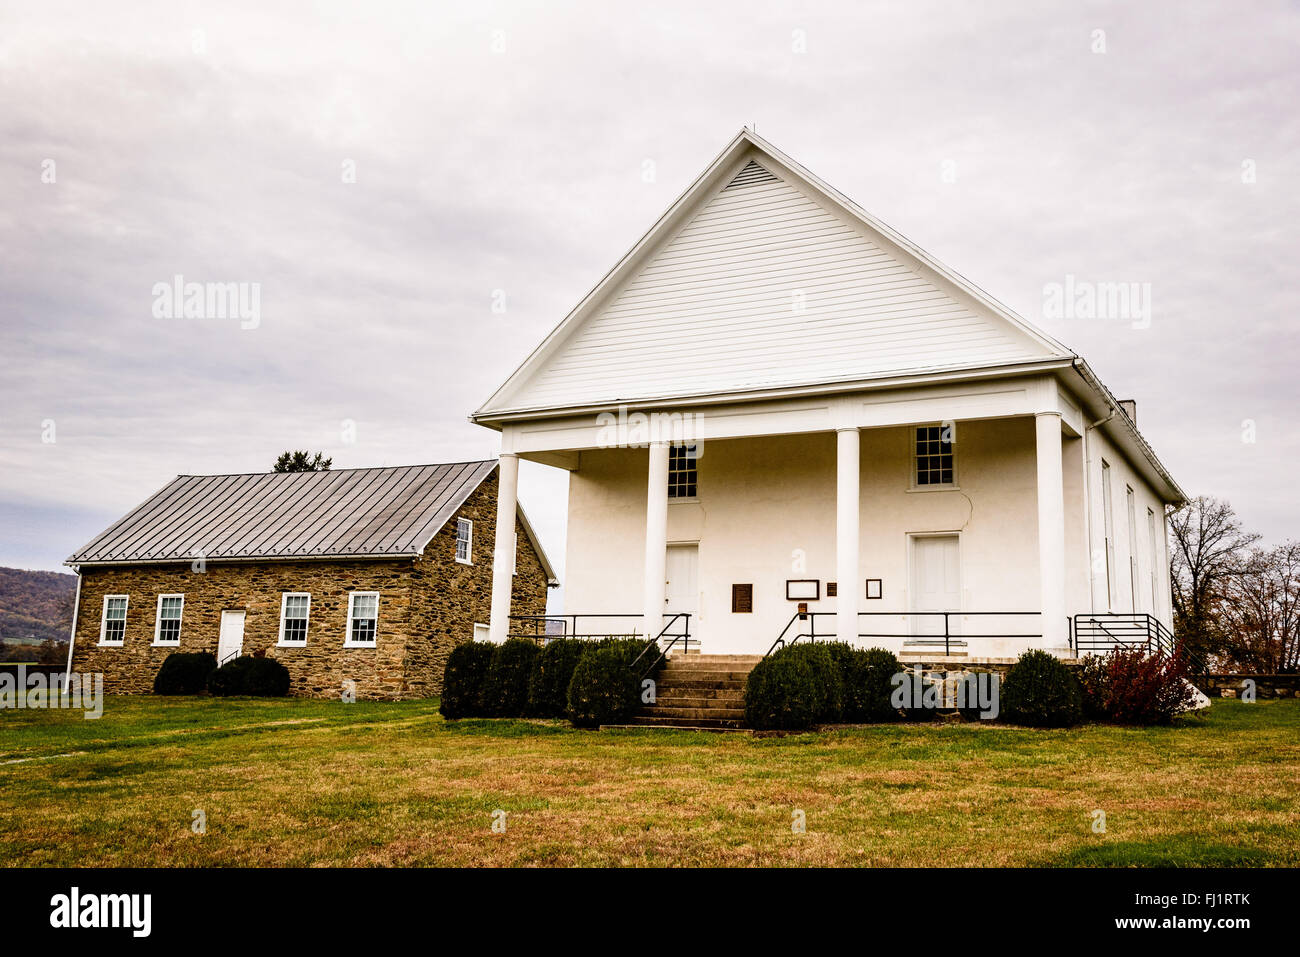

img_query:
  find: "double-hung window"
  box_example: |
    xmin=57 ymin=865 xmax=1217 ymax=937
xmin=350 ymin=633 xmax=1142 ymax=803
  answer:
xmin=668 ymin=444 xmax=698 ymax=499
xmin=914 ymin=425 xmax=954 ymax=486
xmin=346 ymin=592 xmax=379 ymax=646
xmin=154 ymin=594 xmax=184 ymax=645
xmin=279 ymin=592 xmax=311 ymax=646
xmin=100 ymin=595 xmax=128 ymax=645
xmin=456 ymin=518 xmax=473 ymax=564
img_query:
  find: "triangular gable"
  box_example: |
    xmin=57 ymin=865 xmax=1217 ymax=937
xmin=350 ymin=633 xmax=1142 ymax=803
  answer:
xmin=476 ymin=129 xmax=1073 ymax=418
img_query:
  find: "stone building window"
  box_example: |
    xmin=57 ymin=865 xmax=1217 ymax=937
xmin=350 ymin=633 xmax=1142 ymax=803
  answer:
xmin=278 ymin=592 xmax=311 ymax=646
xmin=154 ymin=594 xmax=184 ymax=645
xmin=346 ymin=592 xmax=379 ymax=646
xmin=100 ymin=595 xmax=127 ymax=645
xmin=456 ymin=518 xmax=473 ymax=564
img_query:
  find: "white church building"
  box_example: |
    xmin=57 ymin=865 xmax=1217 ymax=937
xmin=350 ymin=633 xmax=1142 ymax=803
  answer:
xmin=472 ymin=129 xmax=1185 ymax=660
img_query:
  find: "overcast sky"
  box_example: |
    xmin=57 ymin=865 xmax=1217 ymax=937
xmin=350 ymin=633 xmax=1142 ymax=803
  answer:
xmin=2 ymin=0 xmax=1296 ymax=585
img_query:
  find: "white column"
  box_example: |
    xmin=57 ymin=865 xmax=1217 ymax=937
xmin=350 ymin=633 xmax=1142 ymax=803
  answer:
xmin=642 ymin=442 xmax=670 ymax=639
xmin=487 ymin=452 xmax=519 ymax=644
xmin=836 ymin=428 xmax=860 ymax=644
xmin=1035 ymin=412 xmax=1067 ymax=649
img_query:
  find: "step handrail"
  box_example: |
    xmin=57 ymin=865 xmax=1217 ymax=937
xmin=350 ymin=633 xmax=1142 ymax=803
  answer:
xmin=631 ymin=613 xmax=692 ymax=679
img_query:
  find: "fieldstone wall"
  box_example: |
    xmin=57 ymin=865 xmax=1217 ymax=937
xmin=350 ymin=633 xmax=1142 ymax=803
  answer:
xmin=69 ymin=472 xmax=551 ymax=700
xmin=402 ymin=471 xmax=550 ymax=697
xmin=1193 ymin=674 xmax=1300 ymax=699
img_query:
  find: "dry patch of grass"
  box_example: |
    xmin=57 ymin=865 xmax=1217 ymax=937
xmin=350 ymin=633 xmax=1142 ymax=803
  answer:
xmin=1 ymin=697 xmax=1297 ymax=867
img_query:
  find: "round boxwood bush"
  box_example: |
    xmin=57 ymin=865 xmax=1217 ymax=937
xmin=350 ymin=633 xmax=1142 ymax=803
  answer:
xmin=743 ymin=642 xmax=844 ymax=731
xmin=206 ymin=655 xmax=290 ymax=697
xmin=440 ymin=641 xmax=495 ymax=719
xmin=526 ymin=638 xmax=587 ymax=718
xmin=478 ymin=638 xmax=540 ymax=717
xmin=1001 ymin=649 xmax=1083 ymax=727
xmin=566 ymin=638 xmax=659 ymax=728
xmin=153 ymin=652 xmax=217 ymax=695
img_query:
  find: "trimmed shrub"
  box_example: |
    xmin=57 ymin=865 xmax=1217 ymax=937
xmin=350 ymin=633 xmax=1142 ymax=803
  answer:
xmin=1081 ymin=648 xmax=1196 ymax=725
xmin=743 ymin=642 xmax=843 ymax=731
xmin=566 ymin=637 xmax=659 ymax=728
xmin=851 ymin=647 xmax=905 ymax=722
xmin=1001 ymin=650 xmax=1082 ymax=728
xmin=153 ymin=652 xmax=217 ymax=695
xmin=526 ymin=638 xmax=587 ymax=718
xmin=478 ymin=638 xmax=540 ymax=717
xmin=1077 ymin=654 xmax=1111 ymax=720
xmin=440 ymin=641 xmax=495 ymax=718
xmin=206 ymin=656 xmax=290 ymax=697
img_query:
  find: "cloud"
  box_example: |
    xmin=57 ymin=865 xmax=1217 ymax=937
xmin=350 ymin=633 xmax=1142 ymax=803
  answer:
xmin=1 ymin=0 xmax=1297 ymax=581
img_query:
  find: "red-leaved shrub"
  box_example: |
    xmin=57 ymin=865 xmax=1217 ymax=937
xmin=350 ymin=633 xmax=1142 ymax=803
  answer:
xmin=1080 ymin=647 xmax=1197 ymax=725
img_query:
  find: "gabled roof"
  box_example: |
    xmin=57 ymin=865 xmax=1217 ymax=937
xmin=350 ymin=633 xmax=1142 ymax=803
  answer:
xmin=65 ymin=462 xmax=559 ymax=580
xmin=474 ymin=128 xmax=1074 ymax=419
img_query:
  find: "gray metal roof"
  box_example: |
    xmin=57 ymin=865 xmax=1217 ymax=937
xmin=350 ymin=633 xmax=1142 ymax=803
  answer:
xmin=67 ymin=461 xmax=501 ymax=566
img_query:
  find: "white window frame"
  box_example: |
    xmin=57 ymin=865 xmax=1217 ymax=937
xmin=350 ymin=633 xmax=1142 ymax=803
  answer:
xmin=667 ymin=444 xmax=699 ymax=501
xmin=1126 ymin=485 xmax=1139 ymax=613
xmin=345 ymin=591 xmax=380 ymax=647
xmin=1101 ymin=460 xmax=1115 ymax=610
xmin=277 ymin=592 xmax=312 ymax=647
xmin=1147 ymin=507 xmax=1159 ymax=616
xmin=909 ymin=424 xmax=958 ymax=491
xmin=153 ymin=593 xmax=184 ymax=646
xmin=456 ymin=518 xmax=473 ymax=565
xmin=99 ymin=594 xmax=128 ymax=646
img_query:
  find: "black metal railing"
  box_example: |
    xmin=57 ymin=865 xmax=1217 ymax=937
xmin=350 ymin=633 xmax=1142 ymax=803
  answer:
xmin=219 ymin=649 xmax=241 ymax=667
xmin=1070 ymin=613 xmax=1200 ymax=671
xmin=766 ymin=610 xmax=1042 ymax=657
xmin=630 ymin=613 xmax=693 ymax=679
xmin=507 ymin=612 xmax=695 ymax=653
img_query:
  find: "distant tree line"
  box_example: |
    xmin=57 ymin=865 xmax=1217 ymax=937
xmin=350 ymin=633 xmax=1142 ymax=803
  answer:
xmin=1170 ymin=496 xmax=1298 ymax=673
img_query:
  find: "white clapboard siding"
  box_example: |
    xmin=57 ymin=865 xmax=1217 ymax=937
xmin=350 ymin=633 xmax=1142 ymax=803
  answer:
xmin=501 ymin=162 xmax=1050 ymax=410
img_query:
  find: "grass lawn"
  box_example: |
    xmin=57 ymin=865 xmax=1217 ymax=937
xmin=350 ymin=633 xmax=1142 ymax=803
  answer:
xmin=1 ymin=696 xmax=1297 ymax=867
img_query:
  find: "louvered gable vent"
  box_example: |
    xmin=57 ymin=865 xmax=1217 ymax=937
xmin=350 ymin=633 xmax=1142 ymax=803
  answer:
xmin=724 ymin=159 xmax=778 ymax=189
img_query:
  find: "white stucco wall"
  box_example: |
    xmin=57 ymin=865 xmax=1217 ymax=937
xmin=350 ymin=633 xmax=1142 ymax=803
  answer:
xmin=564 ymin=417 xmax=1104 ymax=656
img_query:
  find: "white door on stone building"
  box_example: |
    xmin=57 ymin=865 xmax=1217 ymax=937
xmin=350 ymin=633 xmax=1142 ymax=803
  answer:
xmin=218 ymin=610 xmax=245 ymax=663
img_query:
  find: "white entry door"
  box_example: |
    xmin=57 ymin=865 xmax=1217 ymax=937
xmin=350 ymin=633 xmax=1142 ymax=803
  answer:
xmin=218 ymin=610 xmax=246 ymax=663
xmin=910 ymin=535 xmax=960 ymax=637
xmin=664 ymin=544 xmax=699 ymax=646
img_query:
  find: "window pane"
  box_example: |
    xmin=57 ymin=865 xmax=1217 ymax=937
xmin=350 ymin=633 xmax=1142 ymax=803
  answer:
xmin=285 ymin=595 xmax=309 ymax=618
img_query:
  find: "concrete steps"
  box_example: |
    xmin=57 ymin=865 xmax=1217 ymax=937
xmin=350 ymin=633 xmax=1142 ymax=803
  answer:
xmin=619 ymin=653 xmax=759 ymax=731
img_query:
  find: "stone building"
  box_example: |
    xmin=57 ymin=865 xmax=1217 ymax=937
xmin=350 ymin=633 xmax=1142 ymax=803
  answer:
xmin=65 ymin=461 xmax=556 ymax=699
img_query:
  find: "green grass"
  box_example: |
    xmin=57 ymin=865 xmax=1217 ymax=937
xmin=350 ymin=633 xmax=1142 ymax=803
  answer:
xmin=1 ymin=696 xmax=1298 ymax=866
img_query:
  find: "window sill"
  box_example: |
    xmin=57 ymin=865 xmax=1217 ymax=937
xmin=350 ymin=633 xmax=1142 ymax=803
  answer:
xmin=152 ymin=641 xmax=181 ymax=647
xmin=98 ymin=640 xmax=124 ymax=647
xmin=906 ymin=484 xmax=960 ymax=493
xmin=277 ymin=641 xmax=307 ymax=648
xmin=668 ymin=496 xmax=699 ymax=504
xmin=343 ymin=641 xmax=377 ymax=649
xmin=455 ymin=557 xmax=473 ymax=566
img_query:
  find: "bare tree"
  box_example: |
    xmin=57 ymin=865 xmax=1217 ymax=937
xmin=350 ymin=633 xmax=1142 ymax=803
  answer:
xmin=1219 ymin=543 xmax=1300 ymax=672
xmin=1167 ymin=496 xmax=1259 ymax=666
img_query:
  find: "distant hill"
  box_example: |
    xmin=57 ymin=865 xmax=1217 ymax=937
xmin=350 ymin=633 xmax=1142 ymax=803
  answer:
xmin=0 ymin=566 xmax=77 ymax=644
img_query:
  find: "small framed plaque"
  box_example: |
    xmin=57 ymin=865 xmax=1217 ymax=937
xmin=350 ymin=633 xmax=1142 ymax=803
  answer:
xmin=865 ymin=579 xmax=883 ymax=600
xmin=785 ymin=579 xmax=820 ymax=601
